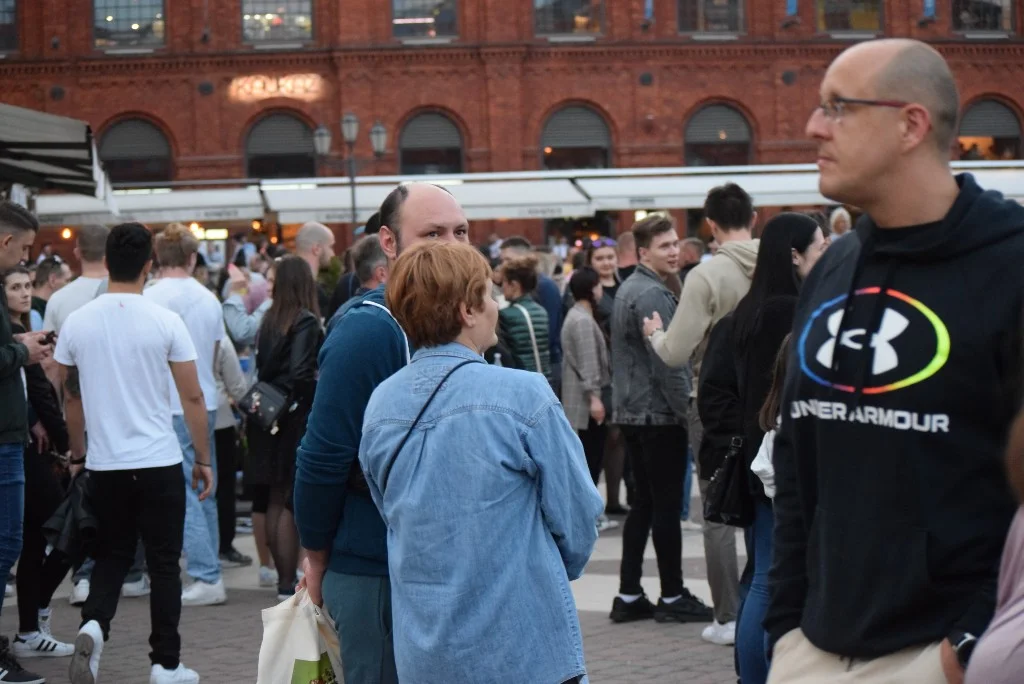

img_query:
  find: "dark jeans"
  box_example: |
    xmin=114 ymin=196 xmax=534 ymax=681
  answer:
xmin=215 ymin=426 xmax=238 ymax=553
xmin=578 ymin=418 xmax=607 ymax=486
xmin=81 ymin=464 xmax=186 ymax=669
xmin=17 ymin=449 xmax=71 ymax=632
xmin=323 ymin=571 xmax=398 ymax=684
xmin=619 ymin=425 xmax=687 ymax=598
xmin=0 ymin=442 xmax=25 ymax=622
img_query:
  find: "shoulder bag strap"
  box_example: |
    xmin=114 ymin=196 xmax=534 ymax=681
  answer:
xmin=362 ymin=300 xmax=411 ymax=364
xmin=380 ymin=359 xmax=477 ymax=494
xmin=513 ymin=303 xmax=543 ymax=374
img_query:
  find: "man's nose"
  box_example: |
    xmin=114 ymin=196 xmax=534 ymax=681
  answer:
xmin=806 ymin=108 xmax=829 ymax=140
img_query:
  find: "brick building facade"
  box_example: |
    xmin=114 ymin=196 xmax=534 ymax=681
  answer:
xmin=1 ymin=0 xmax=1022 ymax=245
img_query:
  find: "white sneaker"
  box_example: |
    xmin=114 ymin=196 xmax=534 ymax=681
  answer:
xmin=181 ymin=579 xmax=226 ymax=607
xmin=4 ymin=582 xmax=12 ymax=598
xmin=13 ymin=632 xmax=75 ymax=658
xmin=37 ymin=612 xmax=53 ymax=638
xmin=150 ymin=663 xmax=200 ymax=683
xmin=69 ymin=620 xmax=103 ymax=684
xmin=258 ymin=566 xmax=278 ymax=588
xmin=123 ymin=575 xmax=152 ymax=598
xmin=680 ymin=519 xmax=703 ymax=532
xmin=69 ymin=579 xmax=90 ymax=606
xmin=701 ymin=620 xmax=736 ymax=646
xmin=597 ymin=514 xmax=619 ymax=533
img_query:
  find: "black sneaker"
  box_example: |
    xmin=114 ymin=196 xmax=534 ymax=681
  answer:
xmin=0 ymin=637 xmax=46 ymax=684
xmin=654 ymin=589 xmax=715 ymax=623
xmin=219 ymin=547 xmax=253 ymax=568
xmin=609 ymin=595 xmax=656 ymax=623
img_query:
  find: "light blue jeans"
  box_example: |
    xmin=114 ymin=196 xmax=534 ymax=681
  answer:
xmin=0 ymin=442 xmax=25 ymax=621
xmin=173 ymin=411 xmax=220 ymax=584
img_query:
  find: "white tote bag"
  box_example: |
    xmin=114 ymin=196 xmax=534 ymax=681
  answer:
xmin=257 ymin=588 xmax=344 ymax=684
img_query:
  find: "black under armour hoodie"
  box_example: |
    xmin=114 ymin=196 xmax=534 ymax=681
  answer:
xmin=765 ymin=173 xmax=1024 ymax=658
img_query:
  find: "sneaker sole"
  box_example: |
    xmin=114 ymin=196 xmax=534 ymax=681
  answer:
xmin=702 ymin=635 xmax=736 ymax=646
xmin=654 ymin=611 xmax=715 ymax=624
xmin=15 ymin=643 xmax=76 ymax=659
xmin=181 ymin=596 xmax=227 ymax=607
xmin=609 ymin=610 xmax=655 ymax=623
xmin=69 ymin=632 xmax=97 ymax=684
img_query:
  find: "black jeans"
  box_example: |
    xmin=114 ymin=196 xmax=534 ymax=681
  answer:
xmin=619 ymin=424 xmax=687 ymax=598
xmin=81 ymin=464 xmax=186 ymax=669
xmin=215 ymin=427 xmax=238 ymax=553
xmin=17 ymin=450 xmax=71 ymax=633
xmin=578 ymin=418 xmax=607 ymax=486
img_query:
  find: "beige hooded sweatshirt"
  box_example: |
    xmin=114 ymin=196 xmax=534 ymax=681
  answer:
xmin=649 ymin=239 xmax=759 ymax=394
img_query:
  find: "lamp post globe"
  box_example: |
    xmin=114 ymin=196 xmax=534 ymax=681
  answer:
xmin=342 ymin=113 xmax=360 ymax=146
xmin=313 ymin=124 xmax=331 ymax=157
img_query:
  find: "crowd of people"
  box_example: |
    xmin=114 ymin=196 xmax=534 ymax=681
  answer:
xmin=0 ymin=37 xmax=1022 ymax=684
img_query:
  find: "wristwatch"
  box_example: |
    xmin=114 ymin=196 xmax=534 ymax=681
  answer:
xmin=949 ymin=631 xmax=978 ymax=669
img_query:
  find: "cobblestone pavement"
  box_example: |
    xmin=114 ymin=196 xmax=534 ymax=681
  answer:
xmin=3 ymin=507 xmax=743 ymax=683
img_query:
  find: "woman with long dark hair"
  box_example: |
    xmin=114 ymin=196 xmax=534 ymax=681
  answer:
xmin=2 ymin=267 xmax=76 ymax=662
xmin=727 ymin=213 xmax=825 ymax=683
xmin=246 ymin=256 xmax=323 ymax=600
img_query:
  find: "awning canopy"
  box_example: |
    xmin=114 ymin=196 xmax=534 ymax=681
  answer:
xmin=34 ymin=161 xmax=1024 ymax=226
xmin=0 ymin=103 xmax=113 ymax=200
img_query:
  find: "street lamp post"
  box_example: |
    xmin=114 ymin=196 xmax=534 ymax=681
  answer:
xmin=313 ymin=113 xmax=388 ymax=228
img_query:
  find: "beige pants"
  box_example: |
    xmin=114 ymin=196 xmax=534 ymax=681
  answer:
xmin=767 ymin=630 xmax=946 ymax=684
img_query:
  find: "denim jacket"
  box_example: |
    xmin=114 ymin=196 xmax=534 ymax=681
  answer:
xmin=611 ymin=264 xmax=693 ymax=426
xmin=360 ymin=343 xmax=604 ymax=684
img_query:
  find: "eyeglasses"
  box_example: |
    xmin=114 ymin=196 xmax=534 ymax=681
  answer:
xmin=817 ymin=96 xmax=910 ymax=121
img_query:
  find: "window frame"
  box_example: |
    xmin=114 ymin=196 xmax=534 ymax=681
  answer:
xmin=92 ymin=0 xmax=167 ymax=52
xmin=814 ymin=0 xmax=884 ymax=37
xmin=951 ymin=0 xmax=1016 ymax=35
xmin=677 ymin=0 xmax=746 ymax=37
xmin=398 ymin=112 xmax=465 ymax=175
xmin=0 ymin=0 xmax=17 ymax=54
xmin=99 ymin=118 xmax=175 ymax=185
xmin=533 ymin=0 xmax=606 ymax=39
xmin=241 ymin=0 xmax=315 ymax=47
xmin=391 ymin=0 xmax=459 ymax=42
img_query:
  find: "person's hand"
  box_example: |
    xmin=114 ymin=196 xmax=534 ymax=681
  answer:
xmin=297 ymin=555 xmax=327 ymax=608
xmin=69 ymin=458 xmax=84 ymax=479
xmin=590 ymin=395 xmax=606 ymax=425
xmin=192 ymin=463 xmax=214 ymax=501
xmin=940 ymin=639 xmax=965 ymax=684
xmin=227 ymin=264 xmax=249 ymax=293
xmin=642 ymin=311 xmax=664 ymax=338
xmin=30 ymin=422 xmax=50 ymax=454
xmin=14 ymin=331 xmax=53 ymax=365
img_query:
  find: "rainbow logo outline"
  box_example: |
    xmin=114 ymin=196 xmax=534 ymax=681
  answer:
xmin=798 ymin=287 xmax=950 ymax=395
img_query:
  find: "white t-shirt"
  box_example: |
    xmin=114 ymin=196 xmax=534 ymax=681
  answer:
xmin=54 ymin=293 xmax=197 ymax=471
xmin=144 ymin=277 xmax=224 ymax=413
xmin=42 ymin=276 xmax=105 ymax=333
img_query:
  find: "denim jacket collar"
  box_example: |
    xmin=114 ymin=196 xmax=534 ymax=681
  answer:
xmin=411 ymin=341 xmax=485 ymax=364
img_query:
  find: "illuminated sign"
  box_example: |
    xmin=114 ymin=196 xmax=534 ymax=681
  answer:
xmin=228 ymin=74 xmax=324 ymax=103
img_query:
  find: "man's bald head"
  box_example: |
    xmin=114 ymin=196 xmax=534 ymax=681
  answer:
xmin=378 ymin=182 xmax=469 ymax=259
xmin=295 ymin=221 xmax=334 ymax=253
xmin=840 ymin=39 xmax=959 ymax=154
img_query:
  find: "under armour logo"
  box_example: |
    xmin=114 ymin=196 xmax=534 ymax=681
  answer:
xmin=816 ymin=308 xmax=909 ymax=375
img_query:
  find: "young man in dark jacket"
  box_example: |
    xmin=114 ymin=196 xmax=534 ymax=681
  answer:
xmin=0 ymin=202 xmax=53 ymax=683
xmin=295 ymin=183 xmax=469 ymax=684
xmin=766 ymin=39 xmax=1024 ymax=684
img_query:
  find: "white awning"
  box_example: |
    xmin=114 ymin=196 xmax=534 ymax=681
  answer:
xmin=33 ymin=161 xmax=1024 ymax=226
xmin=0 ymin=104 xmax=113 ymax=201
xmin=36 ymin=187 xmax=264 ymax=226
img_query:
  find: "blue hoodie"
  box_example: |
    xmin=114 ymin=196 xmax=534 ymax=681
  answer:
xmin=294 ymin=284 xmax=408 ymax=576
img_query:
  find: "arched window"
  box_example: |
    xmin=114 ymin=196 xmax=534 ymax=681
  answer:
xmin=99 ymin=118 xmax=172 ymax=184
xmin=399 ymin=112 xmax=463 ymax=174
xmin=541 ymin=105 xmax=611 ymax=170
xmin=245 ymin=113 xmax=315 ymax=179
xmin=684 ymin=104 xmax=752 ymax=166
xmin=958 ymin=100 xmax=1021 ymax=160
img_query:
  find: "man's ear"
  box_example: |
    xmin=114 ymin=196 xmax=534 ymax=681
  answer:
xmin=379 ymin=226 xmax=399 ymax=260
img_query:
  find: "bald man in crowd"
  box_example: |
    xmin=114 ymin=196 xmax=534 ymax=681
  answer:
xmin=295 ymin=221 xmax=336 ymax=315
xmin=295 ymin=183 xmax=469 ymax=684
xmin=765 ymin=39 xmax=1024 ymax=683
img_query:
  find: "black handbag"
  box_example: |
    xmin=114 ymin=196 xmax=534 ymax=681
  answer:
xmin=238 ymin=381 xmax=289 ymax=434
xmin=703 ymin=435 xmax=754 ymax=527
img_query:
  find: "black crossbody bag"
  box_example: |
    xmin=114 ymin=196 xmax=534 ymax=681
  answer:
xmin=379 ymin=359 xmax=477 ymax=495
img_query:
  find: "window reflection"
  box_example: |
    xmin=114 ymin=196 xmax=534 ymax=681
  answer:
xmin=0 ymin=0 xmax=15 ymax=52
xmin=242 ymin=0 xmax=313 ymax=42
xmin=543 ymin=147 xmax=608 ymax=170
xmin=953 ymin=0 xmax=1014 ymax=31
xmin=535 ymin=0 xmax=604 ymax=35
xmin=393 ymin=0 xmax=457 ymax=38
xmin=816 ymin=0 xmax=882 ymax=31
xmin=93 ymin=0 xmax=165 ymax=48
xmin=679 ymin=0 xmax=744 ymax=32
xmin=957 ymin=136 xmax=1021 ymax=160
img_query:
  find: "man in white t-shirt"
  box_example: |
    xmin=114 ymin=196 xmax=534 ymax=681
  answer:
xmin=42 ymin=224 xmax=110 ymax=335
xmin=57 ymin=222 xmax=211 ymax=684
xmin=144 ymin=223 xmax=227 ymax=608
